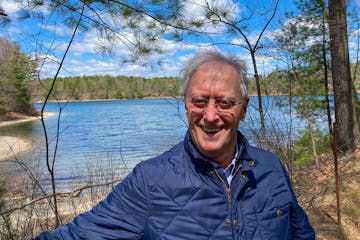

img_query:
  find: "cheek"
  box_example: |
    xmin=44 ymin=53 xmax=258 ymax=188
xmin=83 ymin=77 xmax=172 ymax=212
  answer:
xmin=185 ymin=105 xmax=192 ymax=124
xmin=186 ymin=111 xmax=201 ymax=128
xmin=220 ymin=111 xmax=241 ymax=126
xmin=240 ymin=103 xmax=248 ymax=121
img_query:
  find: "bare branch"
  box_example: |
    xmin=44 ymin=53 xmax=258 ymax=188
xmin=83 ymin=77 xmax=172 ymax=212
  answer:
xmin=38 ymin=2 xmax=85 ymax=228
xmin=0 ymin=178 xmax=122 ymax=216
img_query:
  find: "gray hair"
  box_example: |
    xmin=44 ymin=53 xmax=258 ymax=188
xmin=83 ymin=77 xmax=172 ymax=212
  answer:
xmin=180 ymin=50 xmax=248 ymax=100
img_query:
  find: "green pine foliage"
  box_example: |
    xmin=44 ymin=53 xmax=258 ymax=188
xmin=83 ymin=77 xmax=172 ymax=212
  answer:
xmin=0 ymin=38 xmax=36 ymax=117
xmin=293 ymin=129 xmax=332 ymax=167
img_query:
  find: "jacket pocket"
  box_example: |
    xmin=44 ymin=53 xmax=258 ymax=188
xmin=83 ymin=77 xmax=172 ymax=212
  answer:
xmin=257 ymin=203 xmax=291 ymax=240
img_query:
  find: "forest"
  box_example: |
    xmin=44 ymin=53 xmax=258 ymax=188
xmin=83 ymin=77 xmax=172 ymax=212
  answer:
xmin=32 ymin=75 xmax=181 ymax=101
xmin=1 ymin=0 xmax=360 ymax=239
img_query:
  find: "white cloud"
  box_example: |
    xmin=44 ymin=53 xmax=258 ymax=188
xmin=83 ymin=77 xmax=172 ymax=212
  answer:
xmin=178 ymin=53 xmax=193 ymax=64
xmin=348 ymin=27 xmax=360 ymax=63
xmin=7 ymin=0 xmax=287 ymax=79
xmin=182 ymin=0 xmax=240 ymax=22
xmin=40 ymin=24 xmax=74 ymax=37
xmin=1 ymin=0 xmax=23 ymax=14
xmin=231 ymin=38 xmax=244 ymax=46
xmin=35 ymin=52 xmax=61 ymax=78
xmin=71 ymin=31 xmax=102 ymax=56
xmin=1 ymin=0 xmax=50 ymax=15
xmin=65 ymin=59 xmax=118 ymax=76
xmin=177 ymin=0 xmax=240 ymax=34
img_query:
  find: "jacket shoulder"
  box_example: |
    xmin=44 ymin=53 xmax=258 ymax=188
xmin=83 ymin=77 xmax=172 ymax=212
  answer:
xmin=245 ymin=145 xmax=284 ymax=169
xmin=136 ymin=141 xmax=188 ymax=183
xmin=243 ymin=145 xmax=294 ymax=197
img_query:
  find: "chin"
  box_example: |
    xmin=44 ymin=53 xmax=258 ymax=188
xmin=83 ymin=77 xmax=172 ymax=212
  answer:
xmin=199 ymin=144 xmax=223 ymax=157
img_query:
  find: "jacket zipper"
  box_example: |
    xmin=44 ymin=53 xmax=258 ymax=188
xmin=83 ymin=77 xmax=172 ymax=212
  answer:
xmin=213 ymin=164 xmax=242 ymax=201
xmin=213 ymin=168 xmax=232 ymax=202
xmin=212 ymin=164 xmax=243 ymax=240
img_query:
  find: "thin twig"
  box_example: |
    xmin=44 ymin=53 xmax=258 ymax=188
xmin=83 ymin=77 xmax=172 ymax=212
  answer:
xmin=0 ymin=178 xmax=122 ymax=216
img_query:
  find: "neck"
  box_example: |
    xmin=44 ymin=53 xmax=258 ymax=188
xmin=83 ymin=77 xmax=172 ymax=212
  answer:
xmin=204 ymin=149 xmax=235 ymax=169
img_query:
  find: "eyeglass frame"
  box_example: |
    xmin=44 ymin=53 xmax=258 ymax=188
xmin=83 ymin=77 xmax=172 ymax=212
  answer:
xmin=184 ymin=95 xmax=244 ymax=114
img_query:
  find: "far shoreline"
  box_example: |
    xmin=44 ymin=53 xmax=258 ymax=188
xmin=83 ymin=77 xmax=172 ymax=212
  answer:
xmin=32 ymin=93 xmax=290 ymax=104
xmin=33 ymin=96 xmax=183 ymax=104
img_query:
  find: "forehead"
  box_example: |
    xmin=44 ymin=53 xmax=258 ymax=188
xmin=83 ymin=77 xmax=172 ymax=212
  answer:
xmin=188 ymin=61 xmax=241 ymax=96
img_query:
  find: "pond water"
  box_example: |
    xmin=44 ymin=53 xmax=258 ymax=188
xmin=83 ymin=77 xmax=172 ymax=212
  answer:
xmin=0 ymin=96 xmax=319 ymax=189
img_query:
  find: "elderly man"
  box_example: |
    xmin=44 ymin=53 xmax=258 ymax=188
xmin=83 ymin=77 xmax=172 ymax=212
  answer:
xmin=35 ymin=51 xmax=315 ymax=239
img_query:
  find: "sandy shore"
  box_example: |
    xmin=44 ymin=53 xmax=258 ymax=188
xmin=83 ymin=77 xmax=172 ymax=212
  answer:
xmin=0 ymin=112 xmax=55 ymax=161
xmin=0 ymin=112 xmax=55 ymax=128
xmin=0 ymin=136 xmax=33 ymax=161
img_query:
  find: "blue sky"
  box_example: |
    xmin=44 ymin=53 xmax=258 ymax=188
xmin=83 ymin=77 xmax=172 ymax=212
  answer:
xmin=1 ymin=0 xmax=359 ymax=79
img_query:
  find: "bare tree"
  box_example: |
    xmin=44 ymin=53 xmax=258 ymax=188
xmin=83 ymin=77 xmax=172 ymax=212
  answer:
xmin=163 ymin=0 xmax=281 ymax=146
xmin=208 ymin=0 xmax=281 ymax=145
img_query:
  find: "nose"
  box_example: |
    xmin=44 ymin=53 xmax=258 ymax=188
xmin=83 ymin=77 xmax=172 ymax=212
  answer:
xmin=203 ymin=100 xmax=219 ymax=122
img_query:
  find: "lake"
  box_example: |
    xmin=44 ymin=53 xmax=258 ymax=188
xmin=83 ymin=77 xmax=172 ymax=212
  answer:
xmin=0 ymin=96 xmax=314 ymax=189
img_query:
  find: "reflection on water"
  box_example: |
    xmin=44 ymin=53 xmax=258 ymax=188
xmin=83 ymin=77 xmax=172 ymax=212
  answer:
xmin=0 ymin=120 xmax=39 ymax=138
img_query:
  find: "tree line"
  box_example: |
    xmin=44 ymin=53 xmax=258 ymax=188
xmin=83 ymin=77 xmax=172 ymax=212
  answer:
xmin=1 ymin=35 xmax=359 ymax=112
xmin=0 ymin=38 xmax=36 ymax=119
xmin=31 ymin=75 xmax=181 ymax=101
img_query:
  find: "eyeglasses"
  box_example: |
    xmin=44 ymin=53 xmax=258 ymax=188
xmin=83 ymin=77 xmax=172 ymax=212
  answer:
xmin=186 ymin=96 xmax=243 ymax=113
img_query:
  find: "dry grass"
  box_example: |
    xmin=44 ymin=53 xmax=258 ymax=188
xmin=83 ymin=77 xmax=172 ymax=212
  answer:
xmin=294 ymin=149 xmax=360 ymax=240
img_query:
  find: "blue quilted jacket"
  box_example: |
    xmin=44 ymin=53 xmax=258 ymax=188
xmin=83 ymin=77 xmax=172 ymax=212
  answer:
xmin=35 ymin=131 xmax=315 ymax=239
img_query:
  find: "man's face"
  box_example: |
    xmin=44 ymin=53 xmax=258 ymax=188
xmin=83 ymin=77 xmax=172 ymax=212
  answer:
xmin=185 ymin=61 xmax=248 ymax=166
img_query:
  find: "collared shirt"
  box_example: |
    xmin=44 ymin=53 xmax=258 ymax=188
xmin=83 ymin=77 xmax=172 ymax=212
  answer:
xmin=223 ymin=143 xmax=242 ymax=184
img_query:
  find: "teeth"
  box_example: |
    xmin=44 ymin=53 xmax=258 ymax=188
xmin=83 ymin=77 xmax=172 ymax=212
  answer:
xmin=202 ymin=127 xmax=221 ymax=133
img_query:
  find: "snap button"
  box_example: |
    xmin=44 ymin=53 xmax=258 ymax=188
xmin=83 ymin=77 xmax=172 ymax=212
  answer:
xmin=249 ymin=160 xmax=255 ymax=167
xmin=233 ymin=219 xmax=239 ymax=227
xmin=225 ymin=219 xmax=231 ymax=224
xmin=208 ymin=170 xmax=215 ymax=175
xmin=242 ymin=172 xmax=248 ymax=180
xmin=276 ymin=209 xmax=283 ymax=217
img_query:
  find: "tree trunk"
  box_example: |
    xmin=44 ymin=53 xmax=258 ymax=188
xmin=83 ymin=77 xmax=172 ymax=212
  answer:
xmin=321 ymin=3 xmax=333 ymax=136
xmin=328 ymin=0 xmax=359 ymax=153
xmin=302 ymin=94 xmax=319 ymax=168
xmin=352 ymin=25 xmax=360 ymax=133
xmin=251 ymin=51 xmax=267 ymax=146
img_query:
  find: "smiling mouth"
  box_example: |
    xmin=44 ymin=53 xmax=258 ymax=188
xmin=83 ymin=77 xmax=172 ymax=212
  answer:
xmin=202 ymin=126 xmax=223 ymax=134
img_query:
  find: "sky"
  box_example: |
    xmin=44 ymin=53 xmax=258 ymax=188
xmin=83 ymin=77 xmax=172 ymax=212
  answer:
xmin=0 ymin=0 xmax=359 ymax=79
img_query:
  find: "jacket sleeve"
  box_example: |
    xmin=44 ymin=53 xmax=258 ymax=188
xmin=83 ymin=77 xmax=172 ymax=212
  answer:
xmin=290 ymin=199 xmax=316 ymax=240
xmin=279 ymin=163 xmax=316 ymax=240
xmin=34 ymin=164 xmax=148 ymax=240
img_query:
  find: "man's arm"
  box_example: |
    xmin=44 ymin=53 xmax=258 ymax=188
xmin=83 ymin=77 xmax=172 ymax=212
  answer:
xmin=290 ymin=200 xmax=316 ymax=240
xmin=34 ymin=165 xmax=148 ymax=240
xmin=279 ymin=163 xmax=315 ymax=240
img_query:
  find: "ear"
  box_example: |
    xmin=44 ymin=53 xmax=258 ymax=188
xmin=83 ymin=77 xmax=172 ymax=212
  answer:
xmin=240 ymin=97 xmax=249 ymax=121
